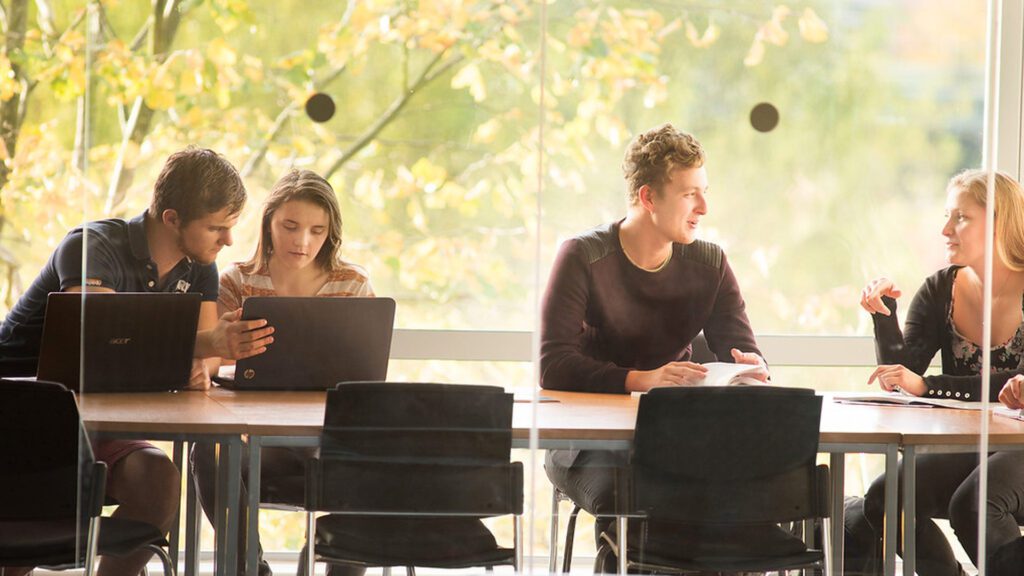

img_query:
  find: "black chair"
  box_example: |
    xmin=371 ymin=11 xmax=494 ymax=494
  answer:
xmin=599 ymin=385 xmax=830 ymax=575
xmin=302 ymin=382 xmax=524 ymax=575
xmin=0 ymin=379 xmax=174 ymax=576
xmin=548 ymin=332 xmax=718 ymax=573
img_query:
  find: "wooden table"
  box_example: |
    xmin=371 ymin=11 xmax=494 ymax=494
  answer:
xmin=880 ymin=405 xmax=1024 ymax=576
xmin=78 ymin=391 xmax=248 ymax=576
xmin=204 ymin=388 xmax=905 ymax=576
xmin=93 ymin=388 xmax=1024 ymax=576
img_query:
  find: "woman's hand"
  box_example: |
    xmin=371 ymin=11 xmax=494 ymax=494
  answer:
xmin=625 ymin=362 xmax=709 ymax=392
xmin=860 ymin=277 xmax=902 ymax=316
xmin=999 ymin=375 xmax=1024 ymax=409
xmin=868 ymin=364 xmax=926 ymax=396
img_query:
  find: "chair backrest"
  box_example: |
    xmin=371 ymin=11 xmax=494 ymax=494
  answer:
xmin=308 ymin=382 xmax=523 ymax=516
xmin=631 ymin=385 xmax=825 ymax=525
xmin=0 ymin=379 xmax=102 ymax=521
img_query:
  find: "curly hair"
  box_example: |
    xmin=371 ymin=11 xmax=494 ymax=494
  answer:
xmin=621 ymin=123 xmax=705 ymax=205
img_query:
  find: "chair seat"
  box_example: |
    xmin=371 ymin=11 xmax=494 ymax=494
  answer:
xmin=633 ymin=521 xmax=808 ymax=560
xmin=0 ymin=518 xmax=167 ymax=566
xmin=315 ymin=515 xmax=515 ymax=568
xmin=634 ymin=550 xmax=824 ymax=573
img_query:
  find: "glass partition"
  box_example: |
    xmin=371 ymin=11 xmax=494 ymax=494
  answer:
xmin=1 ymin=0 xmax=1018 ymax=574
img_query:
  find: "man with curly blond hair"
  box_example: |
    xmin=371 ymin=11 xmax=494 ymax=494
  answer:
xmin=540 ymin=123 xmax=787 ymax=570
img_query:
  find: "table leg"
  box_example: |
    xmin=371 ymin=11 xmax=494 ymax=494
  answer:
xmin=170 ymin=440 xmax=183 ymax=575
xmin=246 ymin=436 xmax=262 ymax=576
xmin=884 ymin=443 xmax=899 ymax=576
xmin=224 ymin=438 xmax=242 ymax=576
xmin=185 ymin=441 xmax=201 ymax=576
xmin=830 ymin=453 xmax=845 ymax=576
xmin=902 ymin=446 xmax=916 ymax=576
xmin=213 ymin=438 xmax=242 ymax=576
xmin=617 ymin=516 xmax=628 ymax=575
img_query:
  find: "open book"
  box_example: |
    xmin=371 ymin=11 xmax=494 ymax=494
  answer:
xmin=832 ymin=391 xmax=982 ymax=410
xmin=994 ymin=406 xmax=1024 ymax=421
xmin=698 ymin=362 xmax=766 ymax=387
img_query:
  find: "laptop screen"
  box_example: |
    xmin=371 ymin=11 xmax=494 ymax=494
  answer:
xmin=225 ymin=296 xmax=396 ymax=391
xmin=37 ymin=292 xmax=201 ymax=393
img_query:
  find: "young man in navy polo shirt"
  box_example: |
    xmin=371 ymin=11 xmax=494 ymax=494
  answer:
xmin=0 ymin=147 xmax=274 ymax=576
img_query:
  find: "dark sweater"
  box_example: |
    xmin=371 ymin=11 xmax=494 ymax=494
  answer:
xmin=539 ymin=220 xmax=761 ymax=394
xmin=873 ymin=265 xmax=1023 ymax=402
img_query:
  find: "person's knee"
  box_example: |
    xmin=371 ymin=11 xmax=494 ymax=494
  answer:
xmin=863 ymin=481 xmax=886 ymax=529
xmin=947 ymin=485 xmax=978 ymax=537
xmin=110 ymin=448 xmax=181 ymax=531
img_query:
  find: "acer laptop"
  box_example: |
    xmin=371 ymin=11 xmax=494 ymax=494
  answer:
xmin=37 ymin=292 xmax=201 ymax=393
xmin=216 ymin=296 xmax=396 ymax=391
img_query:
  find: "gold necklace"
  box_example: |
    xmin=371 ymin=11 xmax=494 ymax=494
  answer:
xmin=622 ymin=245 xmax=672 ymax=272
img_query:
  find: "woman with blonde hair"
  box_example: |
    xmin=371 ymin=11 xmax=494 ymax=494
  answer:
xmin=192 ymin=169 xmax=372 ymax=576
xmin=858 ymin=169 xmax=1024 ymax=575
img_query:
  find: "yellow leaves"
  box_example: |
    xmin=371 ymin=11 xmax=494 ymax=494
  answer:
xmin=685 ymin=20 xmax=720 ymax=49
xmin=144 ymin=55 xmax=179 ymax=110
xmin=473 ymin=118 xmax=502 ymax=144
xmin=451 ymin=63 xmax=487 ymax=102
xmin=799 ymin=8 xmax=829 ymax=43
xmin=207 ymin=38 xmax=238 ymax=68
xmin=745 ymin=5 xmax=827 ymax=66
xmin=0 ymin=53 xmax=20 ymax=102
xmin=178 ymin=53 xmax=205 ymax=97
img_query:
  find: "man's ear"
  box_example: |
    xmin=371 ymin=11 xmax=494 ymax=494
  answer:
xmin=161 ymin=209 xmax=181 ymax=230
xmin=638 ymin=184 xmax=656 ymax=212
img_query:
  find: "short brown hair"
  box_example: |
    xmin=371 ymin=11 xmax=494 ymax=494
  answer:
xmin=622 ymin=123 xmax=705 ymax=205
xmin=149 ymin=147 xmax=246 ymax=224
xmin=240 ymin=169 xmax=344 ymax=274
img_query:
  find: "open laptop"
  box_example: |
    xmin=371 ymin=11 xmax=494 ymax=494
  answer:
xmin=216 ymin=296 xmax=396 ymax=391
xmin=37 ymin=292 xmax=201 ymax=393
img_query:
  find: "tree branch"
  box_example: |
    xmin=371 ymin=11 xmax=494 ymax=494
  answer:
xmin=324 ymin=49 xmax=464 ymax=179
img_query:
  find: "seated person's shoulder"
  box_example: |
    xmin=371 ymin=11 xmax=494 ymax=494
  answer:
xmin=331 ymin=259 xmax=371 ymax=283
xmin=565 ymin=222 xmax=619 ymax=264
xmin=679 ymin=238 xmax=724 ymax=269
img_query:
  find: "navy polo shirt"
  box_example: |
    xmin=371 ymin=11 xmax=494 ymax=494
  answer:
xmin=0 ymin=212 xmax=219 ymax=375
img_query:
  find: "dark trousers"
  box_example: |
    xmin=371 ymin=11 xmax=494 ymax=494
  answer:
xmin=190 ymin=443 xmax=366 ymax=576
xmin=863 ymin=451 xmax=1024 ymax=576
xmin=545 ymin=449 xmax=629 ymax=542
xmin=544 ymin=448 xmax=806 ymax=562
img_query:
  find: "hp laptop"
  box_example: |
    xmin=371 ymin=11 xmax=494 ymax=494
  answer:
xmin=216 ymin=296 xmax=396 ymax=391
xmin=37 ymin=292 xmax=201 ymax=393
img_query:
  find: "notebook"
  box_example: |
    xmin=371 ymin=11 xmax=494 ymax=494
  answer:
xmin=216 ymin=296 xmax=396 ymax=391
xmin=37 ymin=292 xmax=201 ymax=393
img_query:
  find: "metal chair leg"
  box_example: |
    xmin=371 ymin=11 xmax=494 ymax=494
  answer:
xmin=146 ymin=544 xmax=176 ymax=576
xmin=306 ymin=512 xmax=316 ymax=576
xmin=549 ymin=489 xmax=561 ymax=573
xmin=563 ymin=505 xmax=581 ymax=573
xmin=169 ymin=440 xmax=183 ymax=576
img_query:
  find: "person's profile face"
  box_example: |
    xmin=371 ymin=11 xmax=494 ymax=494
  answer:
xmin=268 ymin=199 xmax=330 ymax=272
xmin=176 ymin=207 xmax=239 ymax=265
xmin=648 ymin=166 xmax=709 ymax=245
xmin=942 ymin=186 xmax=987 ymax=268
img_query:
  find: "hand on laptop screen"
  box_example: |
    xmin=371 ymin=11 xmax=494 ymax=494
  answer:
xmin=196 ymin=308 xmax=275 ymax=361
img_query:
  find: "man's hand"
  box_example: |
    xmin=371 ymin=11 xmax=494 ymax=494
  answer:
xmin=860 ymin=277 xmax=902 ymax=316
xmin=186 ymin=358 xmax=211 ymax=390
xmin=199 ymin=309 xmax=274 ymax=360
xmin=731 ymin=349 xmax=770 ymax=382
xmin=625 ymin=362 xmax=708 ymax=393
xmin=868 ymin=364 xmax=927 ymax=396
xmin=999 ymin=375 xmax=1024 ymax=409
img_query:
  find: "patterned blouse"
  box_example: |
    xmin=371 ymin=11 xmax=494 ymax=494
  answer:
xmin=218 ymin=260 xmax=374 ymax=312
xmin=947 ymin=269 xmax=1024 ymax=373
